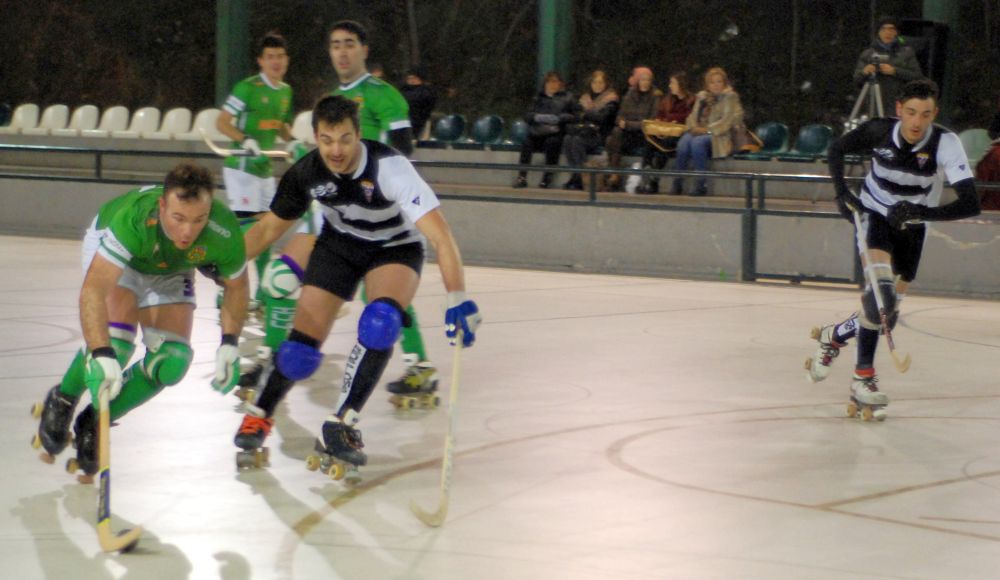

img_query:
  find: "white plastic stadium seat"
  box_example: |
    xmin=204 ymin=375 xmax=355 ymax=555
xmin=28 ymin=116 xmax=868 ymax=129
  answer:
xmin=175 ymin=108 xmax=225 ymax=141
xmin=21 ymin=104 xmax=70 ymax=136
xmin=111 ymin=107 xmax=161 ymax=139
xmin=81 ymin=106 xmax=129 ymax=138
xmin=51 ymin=105 xmax=100 ymax=137
xmin=143 ymin=107 xmax=192 ymax=140
xmin=959 ymin=128 xmax=991 ymax=167
xmin=0 ymin=103 xmax=40 ymax=135
xmin=291 ymin=110 xmax=315 ymax=144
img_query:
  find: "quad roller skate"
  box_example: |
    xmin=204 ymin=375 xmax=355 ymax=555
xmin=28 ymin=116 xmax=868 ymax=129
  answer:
xmin=847 ymin=370 xmax=888 ymax=422
xmin=235 ymin=346 xmax=272 ymax=403
xmin=30 ymin=385 xmax=78 ymax=463
xmin=234 ymin=409 xmax=273 ymax=470
xmin=305 ymin=412 xmax=366 ymax=483
xmin=804 ymin=324 xmax=843 ymax=383
xmin=66 ymin=406 xmax=98 ymax=483
xmin=387 ymin=354 xmax=440 ymax=410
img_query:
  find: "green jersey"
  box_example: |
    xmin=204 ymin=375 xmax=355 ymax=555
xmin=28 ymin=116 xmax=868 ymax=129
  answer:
xmin=222 ymin=74 xmax=294 ymax=178
xmin=96 ymin=186 xmax=247 ymax=280
xmin=332 ymin=73 xmax=411 ymax=143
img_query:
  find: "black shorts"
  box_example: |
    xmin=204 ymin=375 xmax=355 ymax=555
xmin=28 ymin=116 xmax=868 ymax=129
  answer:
xmin=302 ymin=232 xmax=424 ymax=301
xmin=856 ymin=210 xmax=926 ymax=282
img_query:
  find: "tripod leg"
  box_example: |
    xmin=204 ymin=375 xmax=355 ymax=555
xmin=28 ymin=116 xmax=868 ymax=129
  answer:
xmin=873 ymin=82 xmax=884 ymax=117
xmin=847 ymin=83 xmax=870 ymax=127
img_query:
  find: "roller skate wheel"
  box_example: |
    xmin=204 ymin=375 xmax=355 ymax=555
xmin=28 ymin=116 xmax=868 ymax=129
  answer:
xmin=388 ymin=395 xmax=402 ymax=408
xmin=305 ymin=455 xmax=321 ymax=471
xmin=65 ymin=457 xmax=79 ymax=475
xmin=77 ymin=473 xmax=94 ymax=485
xmin=803 ymin=358 xmax=813 ymax=371
xmin=236 ymin=450 xmax=258 ymax=470
xmin=38 ymin=451 xmax=55 ymax=464
xmin=809 ymin=326 xmax=822 ymax=340
xmin=31 ymin=433 xmax=42 ymax=450
xmin=253 ymin=448 xmax=270 ymax=468
xmin=432 ymin=395 xmax=441 ymax=407
xmin=327 ymin=463 xmax=345 ymax=480
xmin=403 ymin=398 xmax=417 ymax=409
xmin=846 ymin=401 xmax=859 ymax=418
xmin=861 ymin=406 xmax=874 ymax=421
xmin=235 ymin=388 xmax=256 ymax=403
xmin=872 ymin=408 xmax=887 ymax=422
xmin=30 ymin=402 xmax=43 ymax=418
xmin=344 ymin=469 xmax=362 ymax=485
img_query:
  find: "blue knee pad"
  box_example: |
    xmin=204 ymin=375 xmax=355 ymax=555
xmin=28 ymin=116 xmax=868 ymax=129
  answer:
xmin=277 ymin=340 xmax=323 ymax=381
xmin=358 ymin=298 xmax=404 ymax=350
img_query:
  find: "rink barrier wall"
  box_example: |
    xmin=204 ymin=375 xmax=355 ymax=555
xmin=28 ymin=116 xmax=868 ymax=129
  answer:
xmin=1 ymin=142 xmax=999 ymax=298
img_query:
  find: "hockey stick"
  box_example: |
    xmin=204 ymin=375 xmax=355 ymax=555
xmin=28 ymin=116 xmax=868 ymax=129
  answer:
xmin=96 ymin=388 xmax=142 ymax=553
xmin=198 ymin=129 xmax=290 ymax=159
xmin=410 ymin=334 xmax=463 ymax=527
xmin=852 ymin=208 xmax=912 ymax=373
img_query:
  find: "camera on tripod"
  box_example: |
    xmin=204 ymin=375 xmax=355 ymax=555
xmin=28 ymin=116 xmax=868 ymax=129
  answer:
xmin=867 ymin=53 xmax=886 ymax=68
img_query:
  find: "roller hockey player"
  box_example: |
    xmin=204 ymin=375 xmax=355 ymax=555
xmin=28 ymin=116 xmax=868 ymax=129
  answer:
xmin=815 ymin=79 xmax=979 ymax=420
xmin=32 ymin=163 xmax=249 ymax=478
xmin=232 ymin=95 xmax=481 ymax=477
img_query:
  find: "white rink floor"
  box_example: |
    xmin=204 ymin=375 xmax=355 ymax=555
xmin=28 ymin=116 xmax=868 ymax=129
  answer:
xmin=4 ymin=234 xmax=1000 ymax=580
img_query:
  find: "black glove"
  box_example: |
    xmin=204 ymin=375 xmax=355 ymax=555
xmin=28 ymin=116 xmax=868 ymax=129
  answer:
xmin=886 ymin=201 xmax=926 ymax=230
xmin=835 ymin=192 xmax=861 ymax=223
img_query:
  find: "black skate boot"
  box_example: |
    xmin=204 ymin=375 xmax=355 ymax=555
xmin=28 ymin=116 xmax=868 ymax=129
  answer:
xmin=67 ymin=405 xmax=98 ymax=482
xmin=32 ymin=385 xmax=79 ymax=458
xmin=234 ymin=410 xmax=273 ymax=469
xmin=387 ymin=354 xmax=440 ymax=409
xmin=305 ymin=412 xmax=366 ymax=482
xmin=235 ymin=347 xmax=273 ymax=403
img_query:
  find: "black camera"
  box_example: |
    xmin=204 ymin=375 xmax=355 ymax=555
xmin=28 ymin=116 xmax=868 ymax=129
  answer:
xmin=867 ymin=53 xmax=886 ymax=66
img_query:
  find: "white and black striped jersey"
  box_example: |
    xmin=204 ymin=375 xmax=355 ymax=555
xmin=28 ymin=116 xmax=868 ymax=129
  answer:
xmin=270 ymin=140 xmax=440 ymax=247
xmin=841 ymin=118 xmax=974 ymax=217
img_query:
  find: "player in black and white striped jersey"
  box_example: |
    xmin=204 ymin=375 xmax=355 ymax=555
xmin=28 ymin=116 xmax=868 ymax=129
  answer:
xmin=806 ymin=79 xmax=979 ymax=412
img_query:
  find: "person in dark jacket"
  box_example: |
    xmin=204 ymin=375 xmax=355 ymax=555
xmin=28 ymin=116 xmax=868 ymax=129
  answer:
xmin=604 ymin=66 xmax=660 ymax=191
xmin=514 ymin=71 xmax=576 ymax=189
xmin=852 ymin=15 xmax=923 ymax=108
xmin=561 ymin=70 xmax=620 ymax=190
xmin=399 ymin=67 xmax=436 ymax=140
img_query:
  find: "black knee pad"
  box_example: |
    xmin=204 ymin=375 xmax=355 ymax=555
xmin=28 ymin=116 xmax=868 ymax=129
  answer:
xmin=862 ymin=280 xmax=898 ymax=328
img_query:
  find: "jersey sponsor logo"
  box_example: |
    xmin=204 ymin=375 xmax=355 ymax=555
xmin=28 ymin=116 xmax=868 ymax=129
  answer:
xmin=207 ymin=220 xmax=232 ymax=238
xmin=186 ymin=246 xmax=207 ymax=263
xmin=361 ymin=179 xmax=375 ymax=203
xmin=311 ymin=182 xmax=338 ymax=201
xmin=411 ymin=194 xmax=421 ymax=206
xmin=917 ymin=152 xmax=929 ymax=169
xmin=257 ymin=119 xmax=283 ymax=130
xmin=102 ymin=234 xmax=131 ymax=261
xmin=146 ymin=218 xmax=158 ymax=227
xmin=960 ymin=164 xmax=966 ymax=171
xmin=352 ymin=95 xmax=365 ymax=108
xmin=874 ymin=147 xmax=896 ymax=162
xmin=157 ymin=262 xmax=168 ymax=269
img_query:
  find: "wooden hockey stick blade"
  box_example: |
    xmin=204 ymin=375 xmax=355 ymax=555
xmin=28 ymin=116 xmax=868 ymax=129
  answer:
xmin=198 ymin=129 xmax=290 ymax=158
xmin=891 ymin=350 xmax=912 ymax=373
xmin=96 ymin=390 xmax=142 ymax=553
xmin=410 ymin=498 xmax=448 ymax=528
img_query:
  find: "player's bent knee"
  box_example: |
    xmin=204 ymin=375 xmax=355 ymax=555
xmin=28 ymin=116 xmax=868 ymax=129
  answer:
xmin=358 ymin=298 xmax=405 ymax=350
xmin=261 ymin=255 xmax=304 ymax=299
xmin=109 ymin=324 xmax=137 ymax=367
xmin=143 ymin=341 xmax=193 ymax=386
xmin=277 ymin=340 xmax=323 ymax=381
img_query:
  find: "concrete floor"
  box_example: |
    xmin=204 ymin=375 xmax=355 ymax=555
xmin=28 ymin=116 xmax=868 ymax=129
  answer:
xmin=3 ymin=234 xmax=1000 ymax=579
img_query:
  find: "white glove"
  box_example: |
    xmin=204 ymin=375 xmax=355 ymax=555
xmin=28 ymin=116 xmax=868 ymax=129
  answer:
xmin=444 ymin=291 xmax=482 ymax=347
xmin=85 ymin=349 xmax=123 ymax=404
xmin=212 ymin=343 xmax=240 ymax=394
xmin=241 ymin=137 xmax=262 ymax=156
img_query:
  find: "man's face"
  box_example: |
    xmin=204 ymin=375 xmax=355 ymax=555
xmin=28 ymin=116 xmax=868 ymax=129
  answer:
xmin=896 ymin=97 xmax=938 ymax=144
xmin=329 ymin=29 xmax=368 ymax=81
xmin=315 ymin=119 xmax=361 ymax=175
xmin=158 ymin=190 xmax=212 ymax=250
xmin=636 ymin=71 xmax=653 ymax=92
xmin=257 ymin=47 xmax=288 ymax=82
xmin=878 ymin=23 xmax=898 ymax=45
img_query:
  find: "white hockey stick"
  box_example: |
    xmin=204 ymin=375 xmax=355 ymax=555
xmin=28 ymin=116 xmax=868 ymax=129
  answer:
xmin=96 ymin=388 xmax=142 ymax=553
xmin=198 ymin=129 xmax=290 ymax=159
xmin=852 ymin=208 xmax=912 ymax=373
xmin=410 ymin=335 xmax=463 ymax=527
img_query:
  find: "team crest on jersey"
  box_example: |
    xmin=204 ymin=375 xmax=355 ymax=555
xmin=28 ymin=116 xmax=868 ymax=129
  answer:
xmin=874 ymin=147 xmax=896 ymax=161
xmin=310 ymin=182 xmax=337 ymax=201
xmin=361 ymin=180 xmax=375 ymax=203
xmin=146 ymin=218 xmax=158 ymax=227
xmin=186 ymin=246 xmax=207 ymax=263
xmin=917 ymin=151 xmax=930 ymax=168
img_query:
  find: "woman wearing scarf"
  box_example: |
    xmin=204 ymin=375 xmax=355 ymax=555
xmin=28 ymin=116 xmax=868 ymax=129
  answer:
xmin=561 ymin=70 xmax=620 ymax=190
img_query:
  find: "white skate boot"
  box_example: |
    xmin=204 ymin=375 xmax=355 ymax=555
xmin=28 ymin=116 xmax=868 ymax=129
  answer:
xmin=804 ymin=324 xmax=842 ymax=383
xmin=847 ymin=370 xmax=888 ymax=421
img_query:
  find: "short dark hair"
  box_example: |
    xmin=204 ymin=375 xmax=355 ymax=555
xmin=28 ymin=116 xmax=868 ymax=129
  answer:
xmin=312 ymin=95 xmax=360 ymax=133
xmin=329 ymin=20 xmax=367 ymax=45
xmin=258 ymin=32 xmax=287 ymax=56
xmin=164 ymin=162 xmax=214 ymax=201
xmin=897 ymin=79 xmax=939 ymax=105
xmin=877 ymin=15 xmax=899 ymax=29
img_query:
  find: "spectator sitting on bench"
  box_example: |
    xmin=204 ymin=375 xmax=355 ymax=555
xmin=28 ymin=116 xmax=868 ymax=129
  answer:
xmin=605 ymin=66 xmax=660 ymax=192
xmin=561 ymin=70 xmax=620 ymax=191
xmin=514 ymin=71 xmax=576 ymax=189
xmin=640 ymin=71 xmax=695 ymax=194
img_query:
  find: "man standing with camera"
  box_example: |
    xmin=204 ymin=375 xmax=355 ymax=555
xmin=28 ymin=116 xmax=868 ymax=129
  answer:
xmin=853 ymin=16 xmax=924 ymax=107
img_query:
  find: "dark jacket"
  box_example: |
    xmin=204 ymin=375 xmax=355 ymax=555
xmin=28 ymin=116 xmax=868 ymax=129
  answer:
xmin=399 ymin=83 xmax=437 ymax=137
xmin=573 ymin=89 xmax=620 ymax=141
xmin=615 ymin=87 xmax=660 ymax=132
xmin=852 ymin=39 xmax=923 ymax=105
xmin=525 ymin=89 xmax=576 ymax=137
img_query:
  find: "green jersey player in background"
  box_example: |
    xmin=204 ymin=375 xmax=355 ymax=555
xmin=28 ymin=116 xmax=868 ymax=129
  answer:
xmin=215 ymin=32 xmax=319 ymax=389
xmin=32 ymin=163 xmax=249 ymax=479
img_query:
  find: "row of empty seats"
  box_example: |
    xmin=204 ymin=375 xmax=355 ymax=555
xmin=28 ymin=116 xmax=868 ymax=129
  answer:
xmin=0 ymin=103 xmax=233 ymax=141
